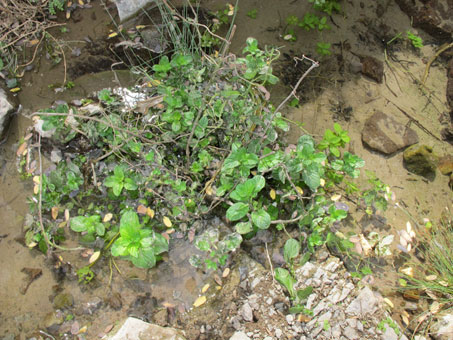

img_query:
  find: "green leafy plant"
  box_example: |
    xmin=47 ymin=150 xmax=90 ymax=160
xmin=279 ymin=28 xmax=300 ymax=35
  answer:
xmin=70 ymin=214 xmax=106 ymax=237
xmin=316 ymin=42 xmax=332 ymax=56
xmin=48 ymin=0 xmax=66 ymax=15
xmin=406 ymin=31 xmax=423 ymax=49
xmin=111 ymin=211 xmax=168 ymax=268
xmin=246 ymin=9 xmax=258 ymax=19
xmin=190 ymin=228 xmax=242 ymax=270
xmin=104 ymin=165 xmax=138 ymax=197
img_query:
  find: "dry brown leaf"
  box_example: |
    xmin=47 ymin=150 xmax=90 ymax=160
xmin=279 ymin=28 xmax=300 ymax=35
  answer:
xmin=401 ymin=314 xmax=409 ymax=326
xmin=162 ymin=301 xmax=175 ymax=308
xmin=193 ymin=296 xmax=206 ymax=307
xmin=400 ymin=267 xmax=414 ymax=277
xmin=384 ymin=298 xmax=394 ymax=309
xmin=188 ymin=229 xmax=195 ymax=242
xmin=16 ymin=143 xmax=27 ymax=156
xmin=222 ymin=268 xmax=230 ymax=278
xmin=137 ymin=205 xmax=147 ymax=215
xmin=51 ymin=206 xmax=59 ymax=220
xmin=213 ymin=274 xmax=222 ymax=286
xmin=104 ymin=324 xmax=114 ymax=334
xmin=430 ymin=301 xmax=441 ymax=314
xmin=65 ymin=209 xmax=70 ymax=221
xmin=161 ymin=232 xmax=170 ymax=241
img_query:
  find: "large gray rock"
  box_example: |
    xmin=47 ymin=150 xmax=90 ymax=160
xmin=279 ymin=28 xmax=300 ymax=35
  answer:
xmin=431 ymin=313 xmax=453 ymax=340
xmin=229 ymin=332 xmax=251 ymax=340
xmin=107 ymin=317 xmax=186 ymax=340
xmin=0 ymin=84 xmax=18 ymax=142
xmin=362 ymin=111 xmax=418 ymax=155
xmin=345 ymin=286 xmax=380 ymax=316
xmin=112 ymin=0 xmax=157 ymax=22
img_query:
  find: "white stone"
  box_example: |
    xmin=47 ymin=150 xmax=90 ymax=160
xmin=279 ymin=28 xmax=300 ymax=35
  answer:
xmin=275 ymin=328 xmax=282 ymax=338
xmin=112 ymin=0 xmax=156 ymax=22
xmin=431 ymin=313 xmax=453 ymax=340
xmin=241 ymin=303 xmax=254 ymax=322
xmin=343 ymin=326 xmax=359 ymax=340
xmin=345 ymin=287 xmax=380 ymax=316
xmin=286 ymin=314 xmax=294 ymax=324
xmin=107 ymin=317 xmax=185 ymax=340
xmin=230 ymin=331 xmax=251 ymax=340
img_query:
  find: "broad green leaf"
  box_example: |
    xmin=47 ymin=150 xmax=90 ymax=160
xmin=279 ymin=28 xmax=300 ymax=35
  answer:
xmin=251 ymin=209 xmax=271 ymax=229
xmin=124 ymin=178 xmax=137 ymax=191
xmin=128 ymin=244 xmax=140 ymax=258
xmin=223 ymin=233 xmax=243 ymax=251
xmin=113 ymin=166 xmax=124 ymax=180
xmin=70 ymin=216 xmax=88 ymax=232
xmin=303 ymin=164 xmax=321 ymax=191
xmin=235 ymin=221 xmax=253 ymax=234
xmin=95 ymin=222 xmax=105 ymax=236
xmin=230 ymin=175 xmax=265 ymax=202
xmin=111 ymin=238 xmax=129 ymax=256
xmin=275 ymin=268 xmax=296 ymax=299
xmin=296 ymin=286 xmax=313 ymax=301
xmin=112 ymin=182 xmax=123 ymax=196
xmin=284 ymin=238 xmax=300 ymax=264
xmin=103 ymin=176 xmax=118 ymax=188
xmin=132 ymin=248 xmax=156 ymax=268
xmin=152 ymin=233 xmax=169 ymax=254
xmin=226 ymin=203 xmax=249 ymax=221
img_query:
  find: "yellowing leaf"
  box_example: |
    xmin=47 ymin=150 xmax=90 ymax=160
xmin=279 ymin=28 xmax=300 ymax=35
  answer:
xmin=78 ymin=0 xmax=84 ymax=5
xmin=29 ymin=39 xmax=40 ymax=46
xmin=33 ymin=176 xmax=40 ymax=184
xmin=103 ymin=213 xmax=113 ymax=222
xmin=384 ymin=298 xmax=394 ymax=309
xmin=66 ymin=11 xmax=70 ymax=19
xmin=400 ymin=267 xmax=414 ymax=277
xmin=163 ymin=216 xmax=172 ymax=228
xmin=136 ymin=25 xmax=146 ymax=29
xmin=439 ymin=280 xmax=449 ymax=287
xmin=320 ymin=178 xmax=325 ymax=187
xmin=205 ymin=185 xmax=213 ymax=196
xmin=216 ymin=285 xmax=222 ymax=290
xmin=430 ymin=301 xmax=441 ymax=314
xmin=331 ymin=194 xmax=341 ymax=201
xmin=89 ymin=251 xmax=100 ymax=264
xmin=269 ymin=189 xmax=276 ymax=200
xmin=108 ymin=32 xmax=118 ymax=38
xmin=78 ymin=325 xmax=87 ymax=334
xmin=425 ymin=275 xmax=437 ymax=281
xmin=295 ymin=186 xmax=304 ymax=195
xmin=10 ymin=87 xmax=21 ymax=93
xmin=146 ymin=208 xmax=155 ymax=218
xmin=51 ymin=206 xmax=59 ymax=220
xmin=401 ymin=314 xmax=409 ymax=326
xmin=201 ymin=284 xmax=210 ymax=293
xmin=193 ymin=295 xmax=206 ymax=307
xmin=33 ymin=184 xmax=39 ymax=195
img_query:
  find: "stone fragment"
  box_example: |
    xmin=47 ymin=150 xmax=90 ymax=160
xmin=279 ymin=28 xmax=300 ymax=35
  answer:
xmin=382 ymin=326 xmax=399 ymax=340
xmin=345 ymin=287 xmax=380 ymax=316
xmin=53 ymin=292 xmax=74 ymax=310
xmin=112 ymin=0 xmax=156 ymax=22
xmin=241 ymin=303 xmax=254 ymax=322
xmin=360 ymin=55 xmax=384 ymax=83
xmin=0 ymin=84 xmax=18 ymax=142
xmin=229 ymin=331 xmax=251 ymax=340
xmin=343 ymin=326 xmax=359 ymax=340
xmin=362 ymin=111 xmax=418 ymax=154
xmin=438 ymin=155 xmax=453 ymax=175
xmin=431 ymin=313 xmax=453 ymax=340
xmin=403 ymin=144 xmax=438 ymax=177
xmin=107 ymin=317 xmax=185 ymax=340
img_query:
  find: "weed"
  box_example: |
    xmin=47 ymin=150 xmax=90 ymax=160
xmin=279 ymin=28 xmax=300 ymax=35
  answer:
xmin=246 ymin=9 xmax=258 ymax=19
xmin=406 ymin=31 xmax=423 ymax=49
xmin=316 ymin=42 xmax=332 ymax=56
xmin=48 ymin=0 xmax=66 ymax=15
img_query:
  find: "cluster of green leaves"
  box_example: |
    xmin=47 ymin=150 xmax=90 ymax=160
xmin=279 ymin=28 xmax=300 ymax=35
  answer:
xmin=48 ymin=0 xmax=67 ymax=15
xmin=284 ymin=0 xmax=340 ymax=55
xmin=25 ymin=36 xmax=388 ymax=278
xmin=406 ymin=31 xmax=423 ymax=49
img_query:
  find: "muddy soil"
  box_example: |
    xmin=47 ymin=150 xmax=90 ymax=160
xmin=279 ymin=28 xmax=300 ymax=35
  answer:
xmin=0 ymin=0 xmax=452 ymax=339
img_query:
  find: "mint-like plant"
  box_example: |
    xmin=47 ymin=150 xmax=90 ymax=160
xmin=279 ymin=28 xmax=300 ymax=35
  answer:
xmin=111 ymin=211 xmax=168 ymax=268
xmin=70 ymin=215 xmax=105 ymax=237
xmin=104 ymin=165 xmax=138 ymax=197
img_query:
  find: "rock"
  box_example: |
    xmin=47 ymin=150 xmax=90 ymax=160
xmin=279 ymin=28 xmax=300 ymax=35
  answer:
xmin=140 ymin=28 xmax=167 ymax=53
xmin=43 ymin=311 xmax=64 ymax=332
xmin=431 ymin=313 xmax=453 ymax=340
xmin=53 ymin=292 xmax=74 ymax=310
xmin=382 ymin=326 xmax=399 ymax=340
xmin=360 ymin=56 xmax=384 ymax=83
xmin=112 ymin=0 xmax=156 ymax=22
xmin=343 ymin=326 xmax=359 ymax=340
xmin=107 ymin=317 xmax=186 ymax=340
xmin=81 ymin=297 xmax=102 ymax=315
xmin=394 ymin=0 xmax=453 ymax=42
xmin=447 ymin=58 xmax=453 ymax=112
xmin=229 ymin=331 xmax=251 ymax=340
xmin=438 ymin=155 xmax=453 ymax=175
xmin=0 ymin=84 xmax=18 ymax=142
xmin=241 ymin=303 xmax=254 ymax=322
xmin=345 ymin=287 xmax=380 ymax=316
xmin=362 ymin=111 xmax=419 ymax=154
xmin=403 ymin=144 xmax=438 ymax=177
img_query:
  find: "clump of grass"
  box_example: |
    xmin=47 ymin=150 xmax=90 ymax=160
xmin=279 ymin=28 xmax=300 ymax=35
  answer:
xmin=400 ymin=210 xmax=453 ymax=314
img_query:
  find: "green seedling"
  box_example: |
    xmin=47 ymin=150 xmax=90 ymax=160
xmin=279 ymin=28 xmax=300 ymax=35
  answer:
xmin=111 ymin=211 xmax=168 ymax=268
xmin=246 ymin=9 xmax=258 ymax=19
xmin=406 ymin=31 xmax=423 ymax=48
xmin=316 ymin=42 xmax=332 ymax=56
xmin=104 ymin=165 xmax=138 ymax=197
xmin=70 ymin=214 xmax=105 ymax=237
